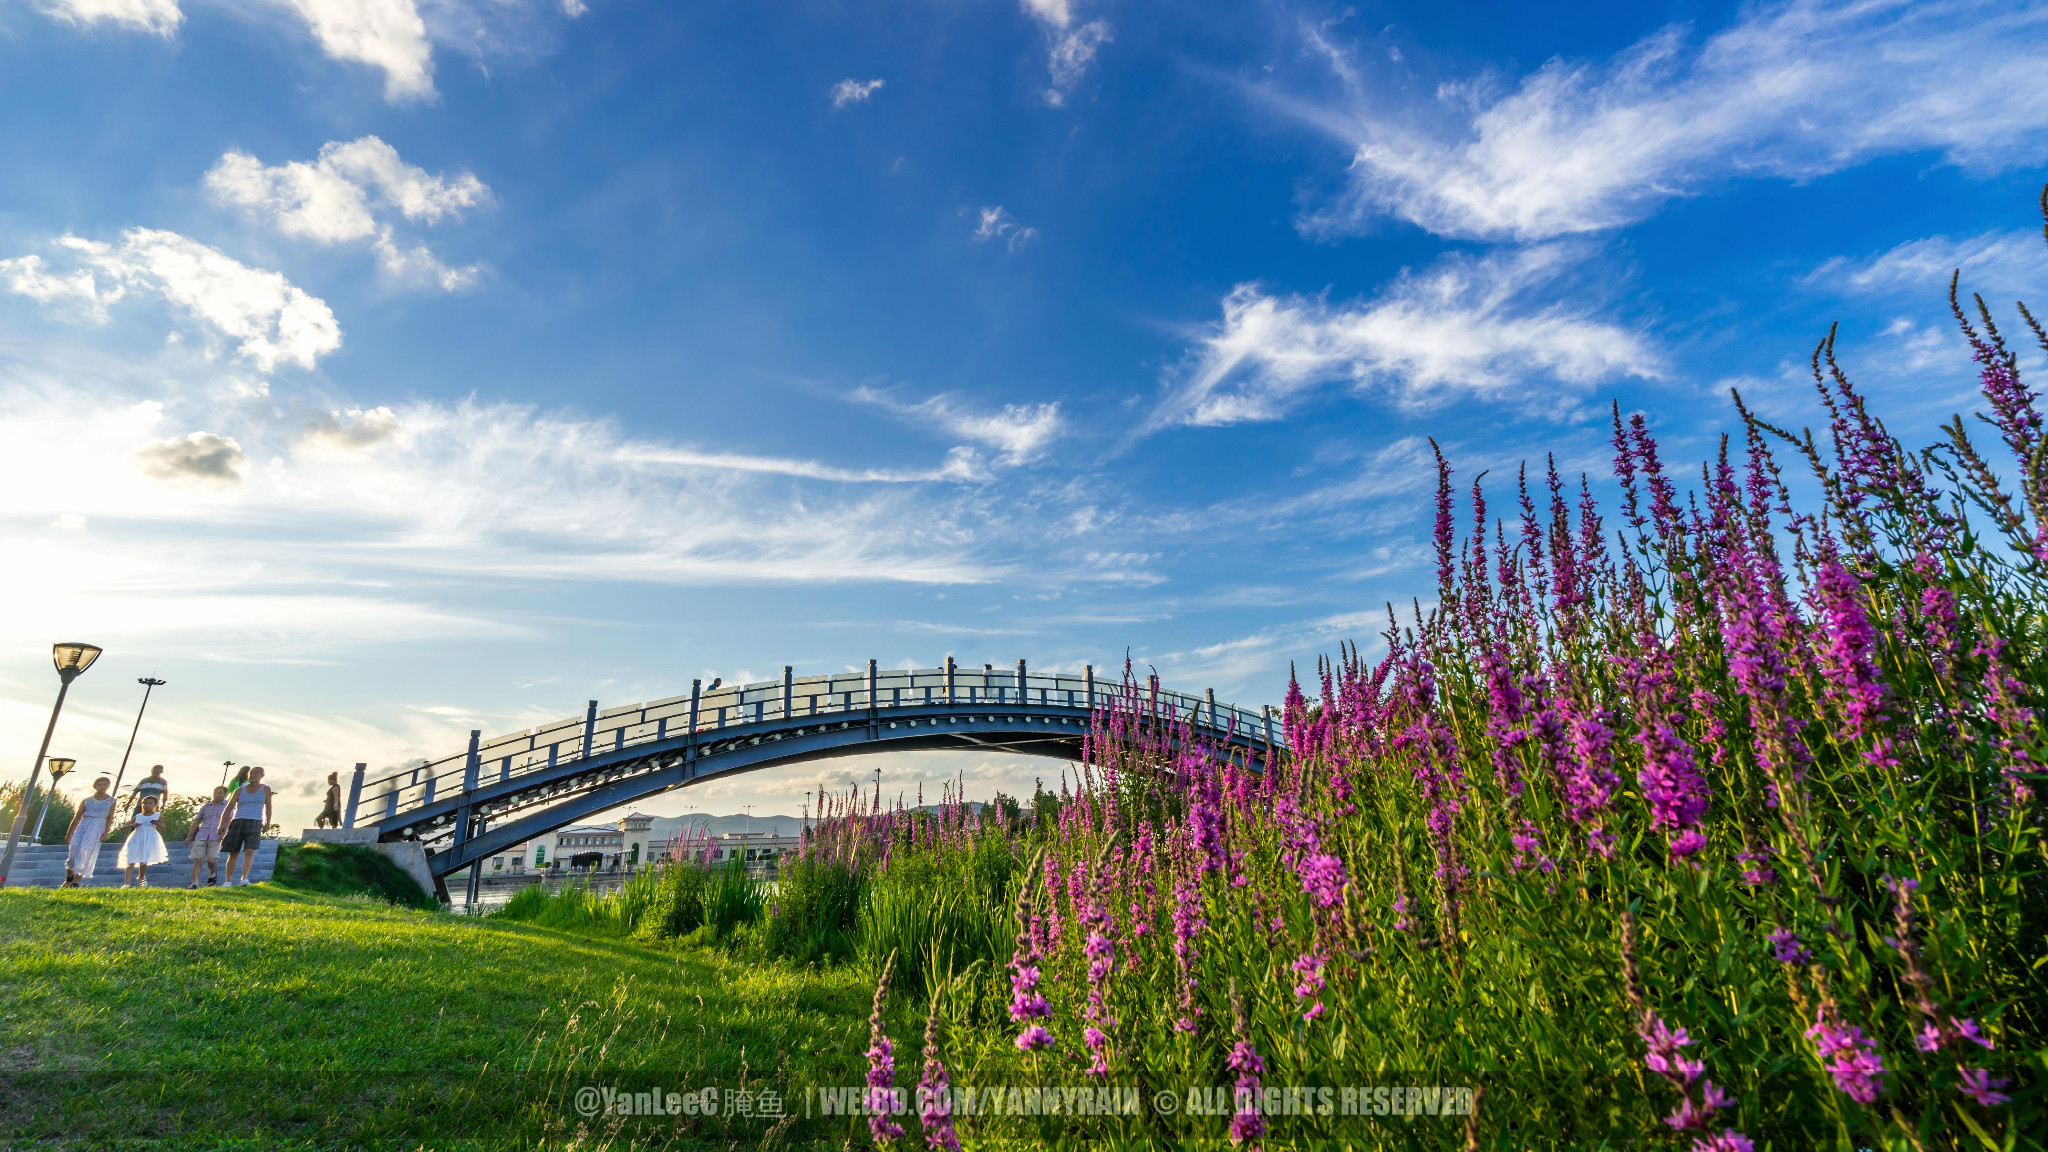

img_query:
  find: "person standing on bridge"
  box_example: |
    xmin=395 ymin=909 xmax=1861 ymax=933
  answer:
xmin=315 ymin=771 xmax=342 ymax=829
xmin=221 ymin=767 xmax=273 ymax=887
xmin=61 ymin=777 xmax=116 ymax=887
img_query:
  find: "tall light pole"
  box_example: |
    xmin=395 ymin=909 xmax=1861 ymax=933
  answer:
xmin=1 ymin=643 xmax=103 ymax=887
xmin=109 ymin=677 xmax=166 ymax=811
xmin=31 ymin=758 xmax=75 ymax=843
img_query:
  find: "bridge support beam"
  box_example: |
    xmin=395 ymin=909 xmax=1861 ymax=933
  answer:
xmin=343 ymin=762 xmax=365 ymax=829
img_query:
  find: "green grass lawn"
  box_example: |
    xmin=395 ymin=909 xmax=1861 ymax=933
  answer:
xmin=0 ymin=885 xmax=881 ymax=1150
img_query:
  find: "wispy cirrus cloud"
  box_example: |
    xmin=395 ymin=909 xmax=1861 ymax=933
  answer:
xmin=851 ymin=387 xmax=1064 ymax=466
xmin=1019 ymin=0 xmax=1110 ymax=107
xmin=1809 ymin=229 xmax=2048 ymax=301
xmin=972 ymin=206 xmax=1036 ymax=250
xmin=1289 ymin=0 xmax=2048 ymax=242
xmin=831 ymin=78 xmax=885 ymax=107
xmin=1150 ymin=246 xmax=1658 ymax=430
xmin=206 ymin=137 xmax=490 ymax=290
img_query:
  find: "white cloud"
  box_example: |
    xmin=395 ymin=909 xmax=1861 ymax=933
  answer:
xmin=831 ymin=78 xmax=885 ymax=107
xmin=36 ymin=0 xmax=181 ymax=36
xmin=1018 ymin=0 xmax=1110 ymax=106
xmin=1152 ymin=247 xmax=1658 ymax=429
xmin=615 ymin=443 xmax=986 ymax=484
xmin=852 ymin=389 xmax=1064 ymax=466
xmin=133 ymin=431 xmax=247 ymax=485
xmin=1809 ymin=229 xmax=2048 ymax=300
xmin=1 ymin=230 xmax=341 ymax=372
xmin=1299 ymin=0 xmax=2048 ymax=241
xmin=0 ymin=253 xmax=117 ymax=319
xmin=972 ymin=206 xmax=1037 ymax=250
xmin=206 ymin=137 xmax=489 ymax=291
xmin=560 ymin=0 xmax=587 ymax=15
xmin=282 ymin=0 xmax=435 ymax=102
xmin=297 ymin=406 xmax=405 ymax=452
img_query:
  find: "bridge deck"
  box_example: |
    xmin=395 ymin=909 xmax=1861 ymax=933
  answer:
xmin=343 ymin=662 xmax=1281 ymax=880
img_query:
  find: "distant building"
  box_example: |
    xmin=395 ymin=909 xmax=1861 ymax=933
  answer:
xmin=496 ymin=812 xmax=655 ymax=874
xmin=689 ymin=831 xmax=800 ymax=876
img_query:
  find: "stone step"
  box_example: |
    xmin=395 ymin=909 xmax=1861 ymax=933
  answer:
xmin=4 ymin=840 xmax=279 ymax=888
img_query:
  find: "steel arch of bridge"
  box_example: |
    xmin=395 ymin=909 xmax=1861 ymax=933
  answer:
xmin=341 ymin=659 xmax=1283 ymax=881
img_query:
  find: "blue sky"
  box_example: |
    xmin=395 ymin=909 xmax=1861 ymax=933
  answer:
xmin=3 ymin=0 xmax=2045 ymax=828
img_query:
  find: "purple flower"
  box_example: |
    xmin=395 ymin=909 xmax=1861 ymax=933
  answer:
xmin=1297 ymin=853 xmax=1347 ymax=909
xmin=1806 ymin=1007 xmax=1886 ymax=1104
xmin=1735 ymin=849 xmax=1777 ymax=887
xmin=1013 ymin=1024 xmax=1053 ymax=1051
xmin=867 ymin=957 xmax=905 ymax=1146
xmin=1640 ymin=1014 xmax=1736 ymax=1133
xmin=1226 ymin=1039 xmax=1266 ymax=1145
xmin=1169 ymin=863 xmax=1205 ymax=1033
xmin=1642 ymin=1018 xmax=1703 ymax=1080
xmin=1955 ymin=1019 xmax=1994 ymax=1050
xmin=916 ymin=1007 xmax=960 ymax=1151
xmin=1958 ymin=1067 xmax=2011 ymax=1108
xmin=1690 ymin=1130 xmax=1755 ymax=1152
xmin=1815 ymin=561 xmax=1894 ymax=764
xmin=1768 ymin=928 xmax=1812 ymax=966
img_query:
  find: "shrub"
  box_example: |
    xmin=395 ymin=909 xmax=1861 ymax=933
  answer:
xmin=764 ymin=852 xmax=863 ymax=964
xmin=699 ymin=857 xmax=766 ymax=939
xmin=271 ymin=842 xmax=435 ymax=909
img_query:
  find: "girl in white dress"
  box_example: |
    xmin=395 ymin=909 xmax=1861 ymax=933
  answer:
xmin=118 ymin=795 xmax=169 ymax=887
xmin=63 ymin=776 xmax=116 ymax=887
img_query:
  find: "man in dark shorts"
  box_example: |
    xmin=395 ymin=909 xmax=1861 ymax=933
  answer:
xmin=315 ymin=772 xmax=343 ymax=829
xmin=222 ymin=766 xmax=273 ymax=886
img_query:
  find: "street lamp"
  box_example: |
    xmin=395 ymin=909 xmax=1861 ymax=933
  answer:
xmin=109 ymin=677 xmax=166 ymax=809
xmin=32 ymin=758 xmax=75 ymax=843
xmin=0 ymin=642 xmax=103 ymax=886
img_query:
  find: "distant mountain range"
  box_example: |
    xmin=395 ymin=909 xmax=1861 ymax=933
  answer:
xmin=637 ymin=804 xmax=994 ymax=845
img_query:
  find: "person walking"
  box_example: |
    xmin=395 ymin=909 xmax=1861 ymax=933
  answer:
xmin=128 ymin=764 xmax=169 ymax=815
xmin=117 ymin=794 xmax=169 ymax=887
xmin=315 ymin=771 xmax=343 ymax=829
xmin=221 ymin=766 xmax=273 ymax=887
xmin=186 ymin=786 xmax=229 ymax=888
xmin=62 ymin=776 xmax=116 ymax=887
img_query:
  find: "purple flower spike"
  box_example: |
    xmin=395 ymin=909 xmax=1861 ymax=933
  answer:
xmin=1690 ymin=1130 xmax=1756 ymax=1152
xmin=1013 ymin=1024 xmax=1053 ymax=1051
xmin=867 ymin=956 xmax=905 ymax=1147
xmin=1226 ymin=1039 xmax=1267 ymax=1145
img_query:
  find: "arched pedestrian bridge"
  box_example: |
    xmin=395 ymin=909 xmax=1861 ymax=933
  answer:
xmin=339 ymin=660 xmax=1282 ymax=882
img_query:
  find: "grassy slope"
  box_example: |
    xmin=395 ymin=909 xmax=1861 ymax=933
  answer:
xmin=0 ymin=886 xmax=880 ymax=1150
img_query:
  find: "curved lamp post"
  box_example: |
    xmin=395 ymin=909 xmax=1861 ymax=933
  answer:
xmin=108 ymin=677 xmax=166 ymax=810
xmin=31 ymin=758 xmax=75 ymax=843
xmin=0 ymin=643 xmax=102 ymax=887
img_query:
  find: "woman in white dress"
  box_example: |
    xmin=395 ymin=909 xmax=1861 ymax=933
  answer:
xmin=117 ymin=794 xmax=170 ymax=887
xmin=63 ymin=776 xmax=116 ymax=887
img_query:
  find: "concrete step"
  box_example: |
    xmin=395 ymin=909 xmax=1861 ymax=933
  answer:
xmin=5 ymin=840 xmax=279 ymax=888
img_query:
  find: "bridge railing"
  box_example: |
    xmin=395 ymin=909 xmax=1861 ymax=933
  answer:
xmin=356 ymin=664 xmax=1281 ymax=828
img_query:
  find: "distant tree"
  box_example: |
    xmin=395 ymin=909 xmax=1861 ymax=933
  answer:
xmin=988 ymin=791 xmax=1023 ymax=828
xmin=1030 ymin=777 xmax=1060 ymax=827
xmin=0 ymin=781 xmax=78 ymax=845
